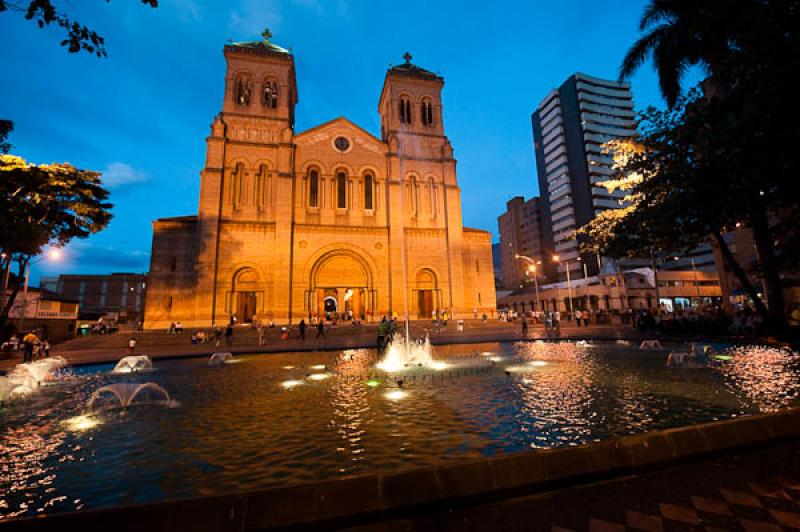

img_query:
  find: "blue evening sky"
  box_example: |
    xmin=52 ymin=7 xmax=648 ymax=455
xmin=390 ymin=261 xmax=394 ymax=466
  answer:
xmin=1 ymin=0 xmax=699 ymax=283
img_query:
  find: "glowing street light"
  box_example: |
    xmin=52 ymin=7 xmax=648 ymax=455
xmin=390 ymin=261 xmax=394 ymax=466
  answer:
xmin=515 ymin=254 xmax=542 ymax=311
xmin=552 ymin=254 xmax=577 ymax=318
xmin=18 ymin=247 xmax=63 ymax=331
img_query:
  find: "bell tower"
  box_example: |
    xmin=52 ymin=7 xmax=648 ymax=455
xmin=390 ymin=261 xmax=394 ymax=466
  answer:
xmin=379 ymin=53 xmax=465 ymax=318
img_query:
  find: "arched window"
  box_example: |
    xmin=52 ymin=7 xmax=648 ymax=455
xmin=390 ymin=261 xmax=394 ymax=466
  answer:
xmin=421 ymin=100 xmax=434 ymax=126
xmin=428 ymin=176 xmax=437 ymax=215
xmin=363 ymin=173 xmax=374 ymax=210
xmin=399 ymin=97 xmax=412 ymax=124
xmin=235 ymin=77 xmax=252 ymax=105
xmin=409 ymin=176 xmax=418 ymax=214
xmin=263 ymin=80 xmax=279 ymax=108
xmin=337 ymin=171 xmax=347 ymax=209
xmin=256 ymin=164 xmax=268 ymax=210
xmin=308 ymin=169 xmax=319 ymax=207
xmin=232 ymin=163 xmax=244 ymax=208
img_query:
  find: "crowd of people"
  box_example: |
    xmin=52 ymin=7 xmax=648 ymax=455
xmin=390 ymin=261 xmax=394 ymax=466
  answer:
xmin=1 ymin=330 xmax=50 ymax=362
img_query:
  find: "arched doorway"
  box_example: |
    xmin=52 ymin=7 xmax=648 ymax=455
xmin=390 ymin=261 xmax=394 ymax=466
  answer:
xmin=310 ymin=251 xmax=373 ymax=321
xmin=232 ymin=268 xmax=259 ymax=323
xmin=415 ymin=268 xmax=438 ymax=319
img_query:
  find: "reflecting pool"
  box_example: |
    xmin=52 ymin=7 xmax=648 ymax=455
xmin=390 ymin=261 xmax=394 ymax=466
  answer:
xmin=1 ymin=340 xmax=798 ymax=520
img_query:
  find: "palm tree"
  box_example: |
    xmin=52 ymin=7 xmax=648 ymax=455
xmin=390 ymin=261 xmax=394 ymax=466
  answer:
xmin=619 ymin=0 xmax=743 ymax=107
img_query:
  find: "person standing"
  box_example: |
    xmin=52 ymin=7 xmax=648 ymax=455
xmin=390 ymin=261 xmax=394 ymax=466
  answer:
xmin=127 ymin=337 xmax=137 ymax=355
xmin=22 ymin=331 xmax=37 ymax=363
xmin=225 ymin=323 xmax=234 ymax=347
xmin=257 ymin=323 xmax=266 ymax=347
xmin=316 ymin=319 xmax=326 ymax=339
xmin=298 ymin=319 xmax=307 ymax=340
xmin=583 ymin=309 xmax=590 ymax=327
xmin=214 ymin=326 xmax=223 ymax=348
xmin=521 ymin=317 xmax=529 ymax=338
xmin=575 ymin=309 xmax=582 ymax=327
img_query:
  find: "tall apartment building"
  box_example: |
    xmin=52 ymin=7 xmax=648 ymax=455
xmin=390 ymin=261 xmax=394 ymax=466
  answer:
xmin=532 ymin=73 xmax=636 ymax=281
xmin=497 ymin=196 xmax=545 ymax=289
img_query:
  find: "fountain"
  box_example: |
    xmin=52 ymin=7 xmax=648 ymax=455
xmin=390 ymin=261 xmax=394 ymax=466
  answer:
xmin=87 ymin=382 xmax=172 ymax=413
xmin=0 ymin=357 xmax=69 ymax=402
xmin=208 ymin=352 xmax=233 ymax=365
xmin=112 ymin=355 xmax=153 ymax=373
xmin=377 ymin=333 xmax=436 ymax=372
xmin=6 ymin=356 xmax=68 ymax=387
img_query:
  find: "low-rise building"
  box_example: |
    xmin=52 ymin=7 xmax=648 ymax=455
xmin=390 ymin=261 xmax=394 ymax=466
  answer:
xmin=42 ymin=273 xmax=147 ymax=324
xmin=497 ymin=266 xmax=722 ymax=318
xmin=4 ymin=287 xmax=79 ymax=342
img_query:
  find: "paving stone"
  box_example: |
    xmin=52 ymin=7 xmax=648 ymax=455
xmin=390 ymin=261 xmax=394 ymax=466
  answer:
xmin=626 ymin=509 xmax=664 ymax=531
xmin=721 ymin=488 xmax=764 ymax=508
xmin=659 ymin=503 xmax=701 ymax=525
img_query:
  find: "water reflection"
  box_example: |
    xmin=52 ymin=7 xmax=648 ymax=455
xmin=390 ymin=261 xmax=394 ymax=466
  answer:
xmin=0 ymin=341 xmax=798 ymax=521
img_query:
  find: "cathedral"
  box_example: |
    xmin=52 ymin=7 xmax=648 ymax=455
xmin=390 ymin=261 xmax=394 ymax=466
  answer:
xmin=144 ymin=32 xmax=496 ymax=328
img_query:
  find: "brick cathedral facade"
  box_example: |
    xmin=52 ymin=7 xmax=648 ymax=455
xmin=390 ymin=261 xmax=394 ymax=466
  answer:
xmin=144 ymin=34 xmax=496 ymax=328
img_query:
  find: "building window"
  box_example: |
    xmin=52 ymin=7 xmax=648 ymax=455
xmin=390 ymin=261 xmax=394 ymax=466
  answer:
xmin=231 ymin=162 xmax=244 ymax=209
xmin=170 ymin=256 xmax=177 ymax=272
xmin=428 ymin=176 xmax=437 ymax=216
xmin=399 ymin=98 xmax=412 ymax=124
xmin=257 ymin=164 xmax=268 ymax=210
xmin=421 ymin=100 xmax=434 ymax=126
xmin=337 ymin=172 xmax=347 ymax=209
xmin=309 ymin=169 xmax=319 ymax=207
xmin=409 ymin=176 xmax=418 ymax=214
xmin=263 ymin=80 xmax=279 ymax=108
xmin=166 ymin=296 xmax=173 ymax=313
xmin=364 ymin=173 xmax=374 ymax=210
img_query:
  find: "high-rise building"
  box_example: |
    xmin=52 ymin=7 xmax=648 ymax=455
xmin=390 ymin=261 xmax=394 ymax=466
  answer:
xmin=497 ymin=196 xmax=545 ymax=289
xmin=532 ymin=73 xmax=636 ymax=281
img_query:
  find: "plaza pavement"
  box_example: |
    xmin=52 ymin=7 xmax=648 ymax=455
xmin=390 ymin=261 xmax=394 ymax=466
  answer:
xmin=0 ymin=321 xmax=642 ymax=371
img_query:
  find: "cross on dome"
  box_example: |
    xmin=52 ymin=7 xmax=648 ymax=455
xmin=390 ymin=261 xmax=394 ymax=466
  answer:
xmin=262 ymin=28 xmax=273 ymax=41
xmin=403 ymin=51 xmax=412 ymax=64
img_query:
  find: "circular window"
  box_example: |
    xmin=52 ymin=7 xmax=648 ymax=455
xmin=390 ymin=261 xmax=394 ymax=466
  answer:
xmin=333 ymin=136 xmax=350 ymax=152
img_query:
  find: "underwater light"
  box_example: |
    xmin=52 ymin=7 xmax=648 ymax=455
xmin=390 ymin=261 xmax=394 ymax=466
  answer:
xmin=367 ymin=380 xmax=381 ymax=387
xmin=384 ymin=389 xmax=407 ymax=401
xmin=282 ymin=365 xmax=295 ymax=370
xmin=309 ymin=364 xmax=326 ymax=370
xmin=713 ymin=355 xmax=733 ymax=361
xmin=64 ymin=415 xmax=101 ymax=432
xmin=307 ymin=373 xmax=331 ymax=381
xmin=530 ymin=360 xmax=548 ymax=367
xmin=429 ymin=361 xmax=449 ymax=371
xmin=489 ymin=356 xmax=503 ymax=363
xmin=281 ymin=380 xmax=304 ymax=389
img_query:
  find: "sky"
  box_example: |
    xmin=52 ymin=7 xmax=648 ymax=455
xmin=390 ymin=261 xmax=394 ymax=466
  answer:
xmin=1 ymin=0 xmax=699 ymax=284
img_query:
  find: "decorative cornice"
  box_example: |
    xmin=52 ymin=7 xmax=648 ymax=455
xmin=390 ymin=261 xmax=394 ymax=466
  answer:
xmin=295 ymin=224 xmax=389 ymax=235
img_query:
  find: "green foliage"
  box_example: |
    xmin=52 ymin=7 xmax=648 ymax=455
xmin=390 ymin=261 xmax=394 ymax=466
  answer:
xmin=0 ymin=154 xmax=113 ymax=257
xmin=0 ymin=120 xmax=11 ymax=154
xmin=0 ymin=153 xmax=113 ymax=327
xmin=0 ymin=0 xmax=158 ymax=57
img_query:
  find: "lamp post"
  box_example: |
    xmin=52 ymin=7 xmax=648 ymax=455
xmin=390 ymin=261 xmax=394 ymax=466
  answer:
xmin=552 ymin=254 xmax=578 ymax=319
xmin=514 ymin=254 xmax=542 ymax=311
xmin=18 ymin=248 xmax=62 ymax=332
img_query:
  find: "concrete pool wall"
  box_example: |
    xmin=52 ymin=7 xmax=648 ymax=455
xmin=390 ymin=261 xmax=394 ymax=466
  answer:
xmin=3 ymin=407 xmax=800 ymax=531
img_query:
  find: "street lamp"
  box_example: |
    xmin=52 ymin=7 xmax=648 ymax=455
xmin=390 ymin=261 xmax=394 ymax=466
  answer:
xmin=18 ymin=248 xmax=63 ymax=332
xmin=552 ymin=254 xmax=579 ymax=318
xmin=515 ymin=254 xmax=542 ymax=311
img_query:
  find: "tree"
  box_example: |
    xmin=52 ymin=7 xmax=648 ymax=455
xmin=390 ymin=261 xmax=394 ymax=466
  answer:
xmin=619 ymin=0 xmax=800 ymax=331
xmin=0 ymin=153 xmax=113 ymax=331
xmin=578 ymin=97 xmax=770 ymax=319
xmin=0 ymin=0 xmax=158 ymax=57
xmin=0 ymin=120 xmax=12 ymax=154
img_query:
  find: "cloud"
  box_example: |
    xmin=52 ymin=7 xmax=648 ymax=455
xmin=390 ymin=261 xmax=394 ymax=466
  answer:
xmin=102 ymin=162 xmax=149 ymax=188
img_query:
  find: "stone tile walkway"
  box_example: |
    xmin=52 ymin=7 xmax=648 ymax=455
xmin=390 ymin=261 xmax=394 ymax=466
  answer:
xmin=340 ymin=440 xmax=800 ymax=532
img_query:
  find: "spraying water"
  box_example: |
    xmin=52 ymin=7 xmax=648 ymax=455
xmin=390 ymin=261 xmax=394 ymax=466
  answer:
xmin=87 ymin=382 xmax=172 ymax=413
xmin=112 ymin=355 xmax=153 ymax=374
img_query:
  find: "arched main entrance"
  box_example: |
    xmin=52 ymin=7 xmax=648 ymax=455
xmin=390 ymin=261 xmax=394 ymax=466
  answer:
xmin=232 ymin=268 xmax=259 ymax=323
xmin=308 ymin=251 xmax=374 ymax=321
xmin=415 ymin=268 xmax=439 ymax=319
